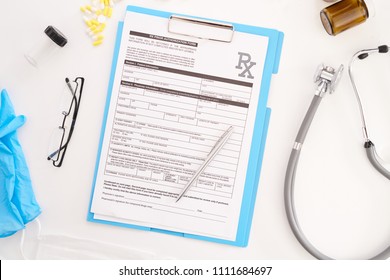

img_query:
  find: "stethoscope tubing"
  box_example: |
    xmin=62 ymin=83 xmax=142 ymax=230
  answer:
xmin=284 ymin=95 xmax=332 ymax=260
xmin=285 ymin=94 xmax=390 ymax=259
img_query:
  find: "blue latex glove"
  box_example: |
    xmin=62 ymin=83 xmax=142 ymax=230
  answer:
xmin=0 ymin=89 xmax=41 ymax=238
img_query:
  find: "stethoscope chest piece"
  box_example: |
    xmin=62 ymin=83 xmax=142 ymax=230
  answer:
xmin=314 ymin=64 xmax=344 ymax=95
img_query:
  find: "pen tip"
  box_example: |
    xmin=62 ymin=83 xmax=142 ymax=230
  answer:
xmin=65 ymin=78 xmax=70 ymax=83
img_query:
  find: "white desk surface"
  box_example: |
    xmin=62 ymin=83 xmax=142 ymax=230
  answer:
xmin=1 ymin=0 xmax=390 ymax=260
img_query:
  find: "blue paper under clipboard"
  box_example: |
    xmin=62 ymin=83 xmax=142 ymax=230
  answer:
xmin=88 ymin=6 xmax=283 ymax=247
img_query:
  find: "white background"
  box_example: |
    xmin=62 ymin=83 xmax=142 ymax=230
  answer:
xmin=1 ymin=0 xmax=390 ymax=260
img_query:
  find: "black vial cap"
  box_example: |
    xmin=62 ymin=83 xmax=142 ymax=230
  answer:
xmin=44 ymin=26 xmax=68 ymax=47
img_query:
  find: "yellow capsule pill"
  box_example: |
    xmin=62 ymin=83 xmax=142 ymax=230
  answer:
xmin=84 ymin=18 xmax=93 ymax=27
xmin=92 ymin=29 xmax=101 ymax=34
xmin=107 ymin=7 xmax=113 ymax=18
xmin=81 ymin=7 xmax=93 ymax=16
xmin=89 ymin=25 xmax=97 ymax=31
xmin=103 ymin=6 xmax=109 ymax=16
xmin=93 ymin=39 xmax=104 ymax=46
xmin=93 ymin=34 xmax=104 ymax=41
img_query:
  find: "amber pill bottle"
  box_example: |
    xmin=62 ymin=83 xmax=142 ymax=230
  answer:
xmin=320 ymin=0 xmax=375 ymax=35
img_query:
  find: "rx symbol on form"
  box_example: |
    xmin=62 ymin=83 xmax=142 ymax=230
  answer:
xmin=236 ymin=52 xmax=256 ymax=79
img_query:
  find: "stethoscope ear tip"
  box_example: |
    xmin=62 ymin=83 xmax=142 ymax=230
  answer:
xmin=378 ymin=45 xmax=389 ymax=53
xmin=358 ymin=53 xmax=369 ymax=60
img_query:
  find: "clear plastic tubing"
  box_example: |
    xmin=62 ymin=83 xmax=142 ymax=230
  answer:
xmin=25 ymin=26 xmax=68 ymax=68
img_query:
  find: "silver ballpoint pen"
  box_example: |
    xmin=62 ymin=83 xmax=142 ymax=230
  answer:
xmin=176 ymin=126 xmax=234 ymax=202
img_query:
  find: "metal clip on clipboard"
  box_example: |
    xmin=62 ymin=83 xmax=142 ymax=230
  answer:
xmin=168 ymin=15 xmax=234 ymax=42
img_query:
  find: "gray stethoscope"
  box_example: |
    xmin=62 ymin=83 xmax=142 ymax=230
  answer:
xmin=284 ymin=45 xmax=390 ymax=259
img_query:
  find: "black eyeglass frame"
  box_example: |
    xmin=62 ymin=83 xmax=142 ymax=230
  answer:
xmin=47 ymin=76 xmax=85 ymax=167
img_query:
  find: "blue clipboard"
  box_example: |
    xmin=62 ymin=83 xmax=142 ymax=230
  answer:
xmin=88 ymin=6 xmax=283 ymax=247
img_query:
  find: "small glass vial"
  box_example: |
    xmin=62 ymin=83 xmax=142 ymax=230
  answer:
xmin=25 ymin=26 xmax=68 ymax=68
xmin=320 ymin=0 xmax=375 ymax=36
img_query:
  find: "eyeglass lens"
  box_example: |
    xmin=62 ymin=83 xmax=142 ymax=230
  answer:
xmin=60 ymin=80 xmax=78 ymax=116
xmin=48 ymin=126 xmax=66 ymax=161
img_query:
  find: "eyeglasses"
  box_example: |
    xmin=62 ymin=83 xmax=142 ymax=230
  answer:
xmin=47 ymin=77 xmax=84 ymax=167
